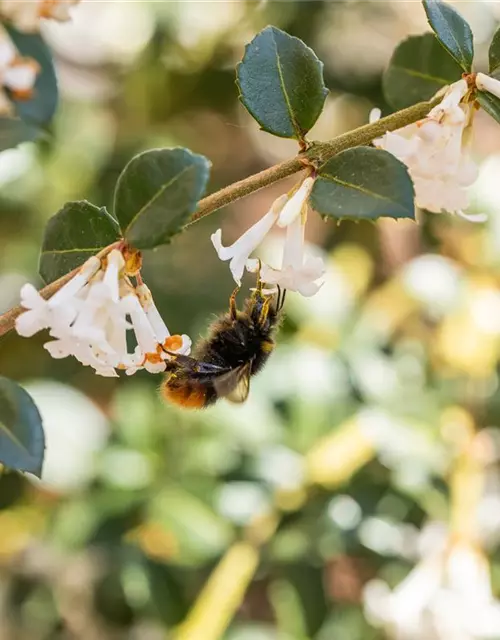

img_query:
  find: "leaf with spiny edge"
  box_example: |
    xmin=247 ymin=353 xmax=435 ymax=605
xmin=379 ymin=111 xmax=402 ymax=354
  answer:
xmin=422 ymin=0 xmax=474 ymax=72
xmin=310 ymin=147 xmax=415 ymax=222
xmin=114 ymin=147 xmax=211 ymax=250
xmin=236 ymin=26 xmax=328 ymax=142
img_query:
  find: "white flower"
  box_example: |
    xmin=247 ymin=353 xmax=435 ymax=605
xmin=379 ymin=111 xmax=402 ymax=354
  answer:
xmin=373 ymin=79 xmax=484 ymax=221
xmin=15 ymin=249 xmax=191 ymax=377
xmin=252 ymin=215 xmax=325 ymax=297
xmin=363 ymin=531 xmax=500 ymax=640
xmin=0 ymin=0 xmax=79 ymax=32
xmin=476 ymin=72 xmax=500 ymax=102
xmin=212 ymin=176 xmax=324 ymax=296
xmin=0 ymin=31 xmax=39 ymax=114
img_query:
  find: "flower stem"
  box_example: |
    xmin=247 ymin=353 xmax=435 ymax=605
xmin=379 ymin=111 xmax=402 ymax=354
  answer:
xmin=188 ymin=96 xmax=438 ymax=224
xmin=0 ymin=97 xmax=438 ymax=339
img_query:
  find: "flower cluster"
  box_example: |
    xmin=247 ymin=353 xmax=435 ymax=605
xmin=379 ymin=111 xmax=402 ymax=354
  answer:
xmin=0 ymin=27 xmax=39 ymax=115
xmin=363 ymin=528 xmax=500 ymax=639
xmin=15 ymin=249 xmax=191 ymax=377
xmin=0 ymin=0 xmax=79 ymax=32
xmin=373 ymin=79 xmax=484 ymax=221
xmin=212 ymin=176 xmax=325 ymax=297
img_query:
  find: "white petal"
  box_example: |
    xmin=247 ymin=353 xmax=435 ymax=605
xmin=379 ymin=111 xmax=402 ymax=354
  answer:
xmin=102 ymin=249 xmax=124 ymax=303
xmin=3 ymin=62 xmax=38 ymax=93
xmin=476 ymin=72 xmax=500 ymax=101
xmin=456 ymin=210 xmax=488 ymax=223
xmin=277 ymin=177 xmax=315 ymax=228
xmin=137 ymin=283 xmax=170 ymax=343
xmin=19 ymin=282 xmax=46 ymax=310
xmin=144 ymin=359 xmax=167 ymax=374
xmin=48 ymin=256 xmax=100 ymax=308
xmin=369 ymin=107 xmax=381 ymax=124
xmin=15 ymin=309 xmax=49 ymax=337
xmin=0 ymin=41 xmax=15 ymax=67
xmin=122 ymin=295 xmax=157 ymax=354
xmin=44 ymin=339 xmax=73 ymax=359
xmin=211 ymin=195 xmax=286 ymax=285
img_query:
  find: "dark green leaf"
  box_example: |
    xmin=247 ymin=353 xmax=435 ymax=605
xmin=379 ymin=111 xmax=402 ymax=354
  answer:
xmin=0 ymin=117 xmax=39 ymax=152
xmin=310 ymin=147 xmax=415 ymax=221
xmin=383 ymin=33 xmax=463 ymax=110
xmin=477 ymin=91 xmax=500 ymax=125
xmin=39 ymin=201 xmax=121 ymax=283
xmin=489 ymin=26 xmax=500 ymax=75
xmin=422 ymin=0 xmax=474 ymax=72
xmin=236 ymin=26 xmax=328 ymax=141
xmin=0 ymin=377 xmax=44 ymax=477
xmin=114 ymin=147 xmax=210 ymax=250
xmin=6 ymin=26 xmax=58 ymax=125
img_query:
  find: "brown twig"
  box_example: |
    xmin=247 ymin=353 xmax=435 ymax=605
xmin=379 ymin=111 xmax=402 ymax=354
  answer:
xmin=0 ymin=97 xmax=439 ymax=339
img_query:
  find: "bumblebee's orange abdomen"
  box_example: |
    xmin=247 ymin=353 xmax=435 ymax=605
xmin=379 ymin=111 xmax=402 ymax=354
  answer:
xmin=161 ymin=378 xmax=207 ymax=410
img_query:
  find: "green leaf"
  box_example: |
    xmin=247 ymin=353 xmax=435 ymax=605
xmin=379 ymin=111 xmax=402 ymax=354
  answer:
xmin=39 ymin=201 xmax=121 ymax=283
xmin=0 ymin=117 xmax=39 ymax=152
xmin=6 ymin=26 xmax=58 ymax=125
xmin=114 ymin=147 xmax=210 ymax=250
xmin=236 ymin=26 xmax=328 ymax=141
xmin=310 ymin=147 xmax=415 ymax=222
xmin=422 ymin=0 xmax=474 ymax=72
xmin=489 ymin=26 xmax=500 ymax=75
xmin=477 ymin=91 xmax=500 ymax=125
xmin=383 ymin=33 xmax=463 ymax=110
xmin=0 ymin=377 xmax=44 ymax=477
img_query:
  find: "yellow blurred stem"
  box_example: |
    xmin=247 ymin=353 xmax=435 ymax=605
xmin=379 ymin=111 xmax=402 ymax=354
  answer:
xmin=174 ymin=542 xmax=260 ymax=640
xmin=306 ymin=417 xmax=375 ymax=488
xmin=443 ymin=407 xmax=485 ymax=543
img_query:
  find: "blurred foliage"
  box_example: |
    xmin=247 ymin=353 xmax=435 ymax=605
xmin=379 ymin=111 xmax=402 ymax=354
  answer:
xmin=2 ymin=1 xmax=500 ymax=639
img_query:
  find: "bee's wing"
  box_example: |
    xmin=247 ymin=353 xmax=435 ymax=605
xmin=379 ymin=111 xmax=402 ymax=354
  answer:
xmin=213 ymin=363 xmax=251 ymax=403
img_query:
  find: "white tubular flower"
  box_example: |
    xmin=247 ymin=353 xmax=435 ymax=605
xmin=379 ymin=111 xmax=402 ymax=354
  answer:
xmin=0 ymin=0 xmax=79 ymax=32
xmin=476 ymin=72 xmax=500 ymax=101
xmin=16 ymin=249 xmax=191 ymax=377
xmin=212 ymin=176 xmax=324 ymax=296
xmin=0 ymin=32 xmax=39 ymax=114
xmin=257 ymin=215 xmax=325 ymax=297
xmin=212 ymin=194 xmax=288 ymax=286
xmin=373 ymin=79 xmax=484 ymax=221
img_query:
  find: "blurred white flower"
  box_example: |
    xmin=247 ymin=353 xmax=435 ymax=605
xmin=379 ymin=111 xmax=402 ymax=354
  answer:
xmin=212 ymin=176 xmax=325 ymax=297
xmin=0 ymin=30 xmax=39 ymax=114
xmin=373 ymin=80 xmax=484 ymax=221
xmin=364 ymin=536 xmax=500 ymax=640
xmin=217 ymin=482 xmax=270 ymax=526
xmin=26 ymin=380 xmax=109 ymax=493
xmin=0 ymin=0 xmax=79 ymax=32
xmin=15 ymin=249 xmax=191 ymax=377
xmin=401 ymin=254 xmax=463 ymax=316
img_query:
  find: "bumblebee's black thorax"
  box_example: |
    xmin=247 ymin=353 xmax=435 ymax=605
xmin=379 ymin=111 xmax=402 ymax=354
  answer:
xmin=194 ymin=298 xmax=279 ymax=374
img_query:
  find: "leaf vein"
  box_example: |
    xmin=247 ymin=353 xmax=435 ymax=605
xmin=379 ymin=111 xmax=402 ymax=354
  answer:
xmin=320 ymin=173 xmax=409 ymax=211
xmin=124 ymin=165 xmax=194 ymax=236
xmin=272 ymin=31 xmax=301 ymax=140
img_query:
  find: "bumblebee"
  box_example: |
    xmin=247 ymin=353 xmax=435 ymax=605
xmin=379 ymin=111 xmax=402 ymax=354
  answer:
xmin=161 ymin=281 xmax=284 ymax=409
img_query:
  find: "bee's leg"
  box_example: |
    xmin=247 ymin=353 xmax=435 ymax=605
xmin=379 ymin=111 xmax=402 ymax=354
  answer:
xmin=276 ymin=286 xmax=287 ymax=312
xmin=229 ymin=285 xmax=240 ymax=320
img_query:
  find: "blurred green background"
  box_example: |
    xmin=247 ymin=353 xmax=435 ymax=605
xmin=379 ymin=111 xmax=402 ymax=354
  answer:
xmin=2 ymin=1 xmax=500 ymax=638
